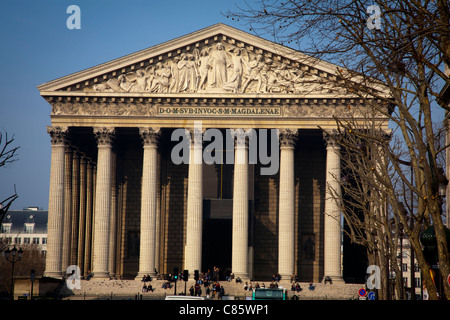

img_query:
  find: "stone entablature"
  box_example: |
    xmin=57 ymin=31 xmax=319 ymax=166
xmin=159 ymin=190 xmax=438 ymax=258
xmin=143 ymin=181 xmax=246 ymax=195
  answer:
xmin=47 ymin=97 xmax=387 ymax=120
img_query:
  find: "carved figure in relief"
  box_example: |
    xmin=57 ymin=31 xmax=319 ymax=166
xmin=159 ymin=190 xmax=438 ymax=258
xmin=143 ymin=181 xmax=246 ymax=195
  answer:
xmin=208 ymin=43 xmax=229 ymax=88
xmin=241 ymin=54 xmax=264 ymax=93
xmin=266 ymin=68 xmax=282 ymax=93
xmin=274 ymin=63 xmax=297 ymax=93
xmin=86 ymin=41 xmax=346 ymax=95
xmin=149 ymin=62 xmax=171 ymax=93
xmin=194 ymin=47 xmax=211 ymax=90
xmin=178 ymin=53 xmax=197 ymax=92
xmin=169 ymin=56 xmax=181 ymax=93
xmin=134 ymin=69 xmax=149 ymax=92
xmin=104 ymin=73 xmax=135 ymax=92
xmin=93 ymin=83 xmax=114 ymax=92
xmin=143 ymin=66 xmax=155 ymax=92
xmin=258 ymin=62 xmax=271 ymax=93
xmin=177 ymin=53 xmax=189 ymax=91
xmin=223 ymin=47 xmax=248 ymax=93
xmin=188 ymin=54 xmax=199 ymax=92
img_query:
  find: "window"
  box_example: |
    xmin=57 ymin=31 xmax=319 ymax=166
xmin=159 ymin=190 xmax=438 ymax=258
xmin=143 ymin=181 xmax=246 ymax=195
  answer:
xmin=414 ymin=277 xmax=421 ymax=288
xmin=23 ymin=237 xmax=31 ymax=244
xmin=402 ymin=263 xmax=408 ymax=272
xmin=33 ymin=237 xmax=40 ymax=244
xmin=1 ymin=224 xmax=11 ymax=233
xmin=14 ymin=237 xmax=21 ymax=245
xmin=24 ymin=223 xmax=35 ymax=234
xmin=42 ymin=238 xmax=47 ymax=244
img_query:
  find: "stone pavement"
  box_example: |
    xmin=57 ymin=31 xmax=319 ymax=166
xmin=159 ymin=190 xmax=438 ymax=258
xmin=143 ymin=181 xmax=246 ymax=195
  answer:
xmin=62 ymin=278 xmax=362 ymax=300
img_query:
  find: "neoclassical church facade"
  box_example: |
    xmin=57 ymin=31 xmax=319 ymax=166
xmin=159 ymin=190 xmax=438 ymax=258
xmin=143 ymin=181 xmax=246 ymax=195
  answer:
xmin=38 ymin=24 xmax=389 ymax=282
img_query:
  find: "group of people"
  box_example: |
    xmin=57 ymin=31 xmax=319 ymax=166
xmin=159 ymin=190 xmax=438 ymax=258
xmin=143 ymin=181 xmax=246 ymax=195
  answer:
xmin=140 ymin=273 xmax=174 ymax=292
xmin=140 ymin=274 xmax=155 ymax=292
xmin=243 ymin=281 xmax=274 ymax=291
xmin=189 ymin=280 xmax=225 ymax=299
xmin=140 ymin=274 xmax=152 ymax=282
xmin=142 ymin=284 xmax=154 ymax=293
xmin=272 ymin=273 xmax=282 ymax=282
xmin=139 ymin=267 xmax=319 ymax=295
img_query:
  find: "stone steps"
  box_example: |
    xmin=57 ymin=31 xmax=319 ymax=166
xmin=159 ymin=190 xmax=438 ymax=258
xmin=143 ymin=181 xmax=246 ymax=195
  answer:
xmin=63 ymin=279 xmax=362 ymax=300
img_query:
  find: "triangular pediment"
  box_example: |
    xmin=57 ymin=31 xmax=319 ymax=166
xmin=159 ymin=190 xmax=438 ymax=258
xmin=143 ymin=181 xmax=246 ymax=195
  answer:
xmin=38 ymin=23 xmax=388 ymax=97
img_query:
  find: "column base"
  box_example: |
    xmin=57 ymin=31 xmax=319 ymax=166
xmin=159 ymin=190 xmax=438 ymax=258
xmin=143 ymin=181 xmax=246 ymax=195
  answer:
xmin=93 ymin=271 xmax=110 ymax=279
xmin=43 ymin=271 xmax=63 ymax=279
xmin=279 ymin=273 xmax=293 ymax=282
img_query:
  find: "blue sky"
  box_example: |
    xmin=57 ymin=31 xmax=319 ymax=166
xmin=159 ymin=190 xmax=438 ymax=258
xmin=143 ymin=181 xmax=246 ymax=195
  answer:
xmin=0 ymin=0 xmax=257 ymax=210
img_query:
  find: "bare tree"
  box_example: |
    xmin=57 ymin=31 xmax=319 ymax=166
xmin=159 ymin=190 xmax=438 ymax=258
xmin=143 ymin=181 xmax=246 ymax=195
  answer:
xmin=0 ymin=130 xmax=19 ymax=224
xmin=228 ymin=0 xmax=450 ymax=299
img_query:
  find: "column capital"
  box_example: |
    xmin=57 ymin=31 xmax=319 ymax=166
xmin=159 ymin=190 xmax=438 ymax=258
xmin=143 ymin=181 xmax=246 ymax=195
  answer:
xmin=279 ymin=128 xmax=298 ymax=148
xmin=323 ymin=130 xmax=340 ymax=149
xmin=47 ymin=126 xmax=69 ymax=146
xmin=139 ymin=127 xmax=161 ymax=147
xmin=186 ymin=127 xmax=205 ymax=145
xmin=79 ymin=152 xmax=88 ymax=164
xmin=72 ymin=148 xmax=81 ymax=159
xmin=94 ymin=127 xmax=115 ymax=146
xmin=232 ymin=128 xmax=254 ymax=148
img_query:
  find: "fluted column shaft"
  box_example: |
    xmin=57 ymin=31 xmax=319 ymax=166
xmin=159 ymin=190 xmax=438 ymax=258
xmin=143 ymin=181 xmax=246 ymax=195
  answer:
xmin=278 ymin=129 xmax=298 ymax=279
xmin=62 ymin=146 xmax=72 ymax=272
xmin=44 ymin=126 xmax=68 ymax=278
xmin=108 ymin=150 xmax=117 ymax=278
xmin=77 ymin=155 xmax=87 ymax=274
xmin=84 ymin=161 xmax=94 ymax=276
xmin=70 ymin=151 xmax=80 ymax=265
xmin=137 ymin=128 xmax=160 ymax=278
xmin=92 ymin=127 xmax=115 ymax=278
xmin=324 ymin=135 xmax=343 ymax=282
xmin=184 ymin=129 xmax=203 ymax=274
xmin=232 ymin=130 xmax=249 ymax=279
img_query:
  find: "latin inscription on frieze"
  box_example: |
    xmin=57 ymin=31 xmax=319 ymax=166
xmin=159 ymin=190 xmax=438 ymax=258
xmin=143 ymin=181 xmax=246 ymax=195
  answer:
xmin=157 ymin=106 xmax=281 ymax=117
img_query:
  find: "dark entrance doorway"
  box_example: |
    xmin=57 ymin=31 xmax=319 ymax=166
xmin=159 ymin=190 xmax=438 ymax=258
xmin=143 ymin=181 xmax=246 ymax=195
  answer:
xmin=202 ymin=199 xmax=232 ymax=280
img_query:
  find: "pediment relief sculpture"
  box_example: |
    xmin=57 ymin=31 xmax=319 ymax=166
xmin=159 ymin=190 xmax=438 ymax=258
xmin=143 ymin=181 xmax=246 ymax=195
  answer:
xmin=85 ymin=41 xmax=346 ymax=95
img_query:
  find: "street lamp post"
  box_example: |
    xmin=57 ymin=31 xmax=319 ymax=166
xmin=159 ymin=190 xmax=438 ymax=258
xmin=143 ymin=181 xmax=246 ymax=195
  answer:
xmin=4 ymin=245 xmax=23 ymax=300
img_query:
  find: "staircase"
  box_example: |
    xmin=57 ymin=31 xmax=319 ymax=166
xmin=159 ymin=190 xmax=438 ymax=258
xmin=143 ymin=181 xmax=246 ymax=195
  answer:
xmin=62 ymin=278 xmax=362 ymax=300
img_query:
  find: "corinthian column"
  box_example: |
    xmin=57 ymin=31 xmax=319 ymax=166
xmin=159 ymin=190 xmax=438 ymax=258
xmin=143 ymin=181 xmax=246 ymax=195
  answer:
xmin=44 ymin=126 xmax=68 ymax=278
xmin=108 ymin=149 xmax=117 ymax=278
xmin=184 ymin=128 xmax=203 ymax=274
xmin=84 ymin=161 xmax=94 ymax=276
xmin=278 ymin=129 xmax=298 ymax=279
xmin=61 ymin=145 xmax=72 ymax=272
xmin=137 ymin=128 xmax=160 ymax=279
xmin=232 ymin=129 xmax=250 ymax=279
xmin=323 ymin=133 xmax=343 ymax=283
xmin=70 ymin=150 xmax=80 ymax=266
xmin=77 ymin=154 xmax=87 ymax=274
xmin=92 ymin=127 xmax=115 ymax=278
